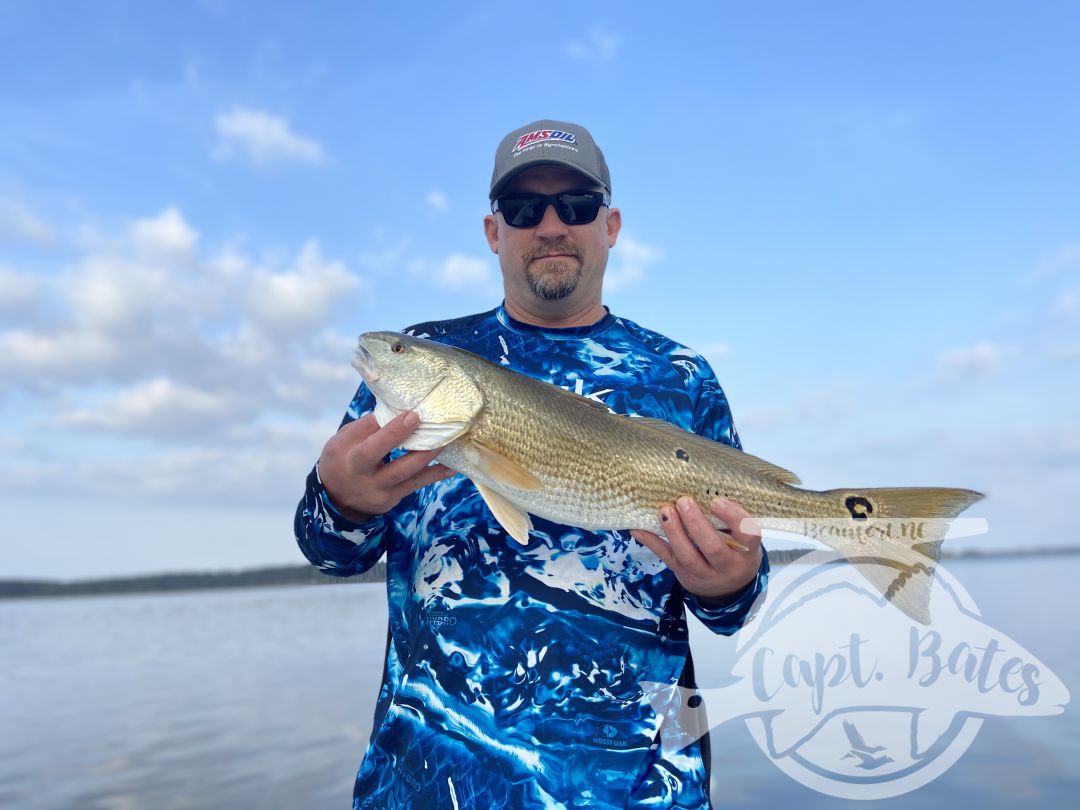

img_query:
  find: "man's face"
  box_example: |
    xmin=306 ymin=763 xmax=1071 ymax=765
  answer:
xmin=484 ymin=165 xmax=621 ymax=309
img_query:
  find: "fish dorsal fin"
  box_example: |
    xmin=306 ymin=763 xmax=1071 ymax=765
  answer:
xmin=467 ymin=441 xmax=543 ymax=491
xmin=474 ymin=482 xmax=533 ymax=544
xmin=629 ymin=415 xmax=802 ymax=486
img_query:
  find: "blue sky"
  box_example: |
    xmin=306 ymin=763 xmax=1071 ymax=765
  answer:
xmin=1 ymin=1 xmax=1078 ymax=579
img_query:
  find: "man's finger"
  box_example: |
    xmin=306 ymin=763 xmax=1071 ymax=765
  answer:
xmin=348 ymin=411 xmax=422 ymax=471
xmin=710 ymin=499 xmax=760 ymax=549
xmin=661 ymin=505 xmax=711 ymax=573
xmin=377 ymin=447 xmax=446 ymax=486
xmin=388 ymin=466 xmax=455 ymax=505
xmin=335 ymin=412 xmax=381 ymax=442
xmin=630 ymin=529 xmax=676 ymax=569
xmin=675 ymin=496 xmax=733 ymax=559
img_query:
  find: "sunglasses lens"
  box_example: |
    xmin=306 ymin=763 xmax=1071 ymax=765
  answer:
xmin=497 ymin=192 xmax=605 ymax=228
xmin=556 ymin=193 xmax=600 ymax=225
xmin=501 ymin=196 xmax=542 ymax=228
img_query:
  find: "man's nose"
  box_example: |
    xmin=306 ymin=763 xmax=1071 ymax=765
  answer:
xmin=534 ymin=201 xmax=570 ymax=237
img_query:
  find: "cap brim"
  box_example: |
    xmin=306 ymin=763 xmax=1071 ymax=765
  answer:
xmin=490 ymin=158 xmax=608 ymax=200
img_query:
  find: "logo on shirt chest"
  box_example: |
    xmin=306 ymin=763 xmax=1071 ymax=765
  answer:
xmin=592 ymin=723 xmax=629 ymax=748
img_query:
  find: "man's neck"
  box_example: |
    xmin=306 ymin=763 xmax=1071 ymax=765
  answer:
xmin=502 ymin=298 xmax=607 ymax=329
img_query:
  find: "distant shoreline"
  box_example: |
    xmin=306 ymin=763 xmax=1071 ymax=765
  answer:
xmin=2 ymin=547 xmax=1077 ymax=601
xmin=0 ymin=562 xmax=387 ymax=600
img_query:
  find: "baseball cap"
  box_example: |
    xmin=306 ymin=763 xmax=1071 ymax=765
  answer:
xmin=489 ymin=119 xmax=611 ymax=200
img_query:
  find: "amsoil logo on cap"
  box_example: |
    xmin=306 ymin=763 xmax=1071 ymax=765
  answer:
xmin=513 ymin=129 xmax=576 ymax=152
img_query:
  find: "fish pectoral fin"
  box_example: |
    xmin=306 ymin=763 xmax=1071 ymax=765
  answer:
xmin=401 ymin=420 xmax=472 ymax=451
xmin=374 ymin=401 xmax=472 ymax=451
xmin=475 ymin=482 xmax=533 ymax=544
xmin=468 ymin=441 xmax=543 ymax=491
xmin=371 ymin=372 xmax=484 ymax=452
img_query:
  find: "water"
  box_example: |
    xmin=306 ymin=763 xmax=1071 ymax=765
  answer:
xmin=1 ymin=558 xmax=1076 ymax=809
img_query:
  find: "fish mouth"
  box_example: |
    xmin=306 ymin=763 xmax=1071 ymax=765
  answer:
xmin=351 ymin=342 xmax=380 ymax=383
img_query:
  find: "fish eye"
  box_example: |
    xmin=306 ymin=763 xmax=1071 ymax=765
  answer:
xmin=391 ymin=341 xmax=406 ymax=354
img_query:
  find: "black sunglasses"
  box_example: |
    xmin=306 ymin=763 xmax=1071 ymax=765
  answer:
xmin=492 ymin=190 xmax=611 ymax=229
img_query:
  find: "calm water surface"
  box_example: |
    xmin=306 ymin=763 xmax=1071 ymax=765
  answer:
xmin=1 ymin=557 xmax=1076 ymax=809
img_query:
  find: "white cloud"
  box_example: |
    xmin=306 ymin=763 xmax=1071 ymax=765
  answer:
xmin=1048 ymin=342 xmax=1080 ymax=363
xmin=131 ymin=207 xmax=198 ymax=259
xmin=0 ymin=265 xmax=39 ymax=312
xmin=213 ymin=108 xmax=327 ymax=166
xmin=69 ymin=255 xmax=171 ymax=329
xmin=1053 ymin=290 xmax=1078 ymax=319
xmin=58 ymin=377 xmax=239 ymax=434
xmin=0 ymin=199 xmax=54 ymax=245
xmin=937 ymin=340 xmax=1006 ymax=382
xmin=1026 ymin=242 xmax=1080 ymax=282
xmin=739 ymin=383 xmax=855 ymax=433
xmin=0 ymin=329 xmax=117 ymax=376
xmin=565 ymin=27 xmax=621 ymax=63
xmin=605 ymin=235 xmax=661 ymax=292
xmin=246 ymin=240 xmax=361 ymax=332
xmin=433 ymin=253 xmax=492 ymax=289
xmin=0 ymin=207 xmax=362 ymax=405
xmin=426 ymin=190 xmax=449 ymax=211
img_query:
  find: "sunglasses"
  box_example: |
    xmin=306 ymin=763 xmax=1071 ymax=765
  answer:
xmin=492 ymin=190 xmax=611 ymax=229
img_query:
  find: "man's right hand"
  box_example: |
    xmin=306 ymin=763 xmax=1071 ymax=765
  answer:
xmin=318 ymin=411 xmax=456 ymax=522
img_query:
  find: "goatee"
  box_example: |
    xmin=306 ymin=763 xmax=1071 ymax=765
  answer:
xmin=523 ymin=242 xmax=584 ymax=301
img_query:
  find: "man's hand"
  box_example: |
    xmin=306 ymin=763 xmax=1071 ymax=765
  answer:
xmin=318 ymin=411 xmax=456 ymax=522
xmin=631 ymin=497 xmax=762 ymax=602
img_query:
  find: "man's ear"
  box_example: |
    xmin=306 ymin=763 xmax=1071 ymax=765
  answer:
xmin=483 ymin=214 xmax=499 ymax=254
xmin=606 ymin=207 xmax=622 ymax=248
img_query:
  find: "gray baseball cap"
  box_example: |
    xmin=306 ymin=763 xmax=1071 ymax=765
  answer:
xmin=489 ymin=119 xmax=611 ymax=200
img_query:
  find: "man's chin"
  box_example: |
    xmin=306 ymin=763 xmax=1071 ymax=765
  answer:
xmin=527 ymin=267 xmax=579 ymax=301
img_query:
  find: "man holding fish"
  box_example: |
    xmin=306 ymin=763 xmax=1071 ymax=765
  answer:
xmin=296 ymin=119 xmax=771 ymax=809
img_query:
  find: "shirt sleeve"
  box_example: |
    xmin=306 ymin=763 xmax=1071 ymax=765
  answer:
xmin=293 ymin=383 xmax=390 ymax=577
xmin=684 ymin=549 xmax=770 ymax=635
xmin=680 ymin=352 xmax=769 ymax=633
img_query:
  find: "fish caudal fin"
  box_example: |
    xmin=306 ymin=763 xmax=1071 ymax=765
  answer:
xmin=817 ymin=486 xmax=984 ymax=624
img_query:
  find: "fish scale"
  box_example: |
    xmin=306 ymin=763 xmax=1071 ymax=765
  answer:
xmin=445 ymin=361 xmax=807 ymax=532
xmin=354 ymin=331 xmax=984 ymax=624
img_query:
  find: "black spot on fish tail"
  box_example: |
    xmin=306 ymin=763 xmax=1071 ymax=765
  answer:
xmin=675 ymin=449 xmax=690 ymax=462
xmin=845 ymin=496 xmax=874 ymax=520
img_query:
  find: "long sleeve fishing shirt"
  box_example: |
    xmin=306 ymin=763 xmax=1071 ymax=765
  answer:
xmin=295 ymin=305 xmax=769 ymax=810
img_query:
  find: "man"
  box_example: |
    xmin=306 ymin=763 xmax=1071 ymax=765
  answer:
xmin=295 ymin=120 xmax=768 ymax=809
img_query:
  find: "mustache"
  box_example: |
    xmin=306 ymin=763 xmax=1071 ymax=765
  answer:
xmin=523 ymin=241 xmax=584 ymax=265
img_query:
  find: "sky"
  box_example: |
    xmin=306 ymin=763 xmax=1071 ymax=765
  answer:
xmin=1 ymin=1 xmax=1078 ymax=580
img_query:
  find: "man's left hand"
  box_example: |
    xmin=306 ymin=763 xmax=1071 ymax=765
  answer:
xmin=631 ymin=497 xmax=762 ymax=602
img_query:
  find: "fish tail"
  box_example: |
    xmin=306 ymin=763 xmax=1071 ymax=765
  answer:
xmin=816 ymin=486 xmax=984 ymax=624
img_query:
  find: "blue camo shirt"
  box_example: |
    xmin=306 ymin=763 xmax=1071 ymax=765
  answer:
xmin=295 ymin=305 xmax=769 ymax=809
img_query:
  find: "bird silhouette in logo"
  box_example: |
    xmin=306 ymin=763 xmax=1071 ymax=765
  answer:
xmin=841 ymin=720 xmax=894 ymax=770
